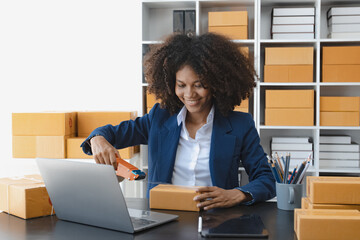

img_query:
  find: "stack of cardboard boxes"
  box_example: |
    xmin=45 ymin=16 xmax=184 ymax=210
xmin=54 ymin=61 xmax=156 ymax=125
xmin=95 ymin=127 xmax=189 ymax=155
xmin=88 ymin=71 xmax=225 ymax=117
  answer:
xmin=295 ymin=176 xmax=360 ymax=240
xmin=320 ymin=96 xmax=360 ymax=127
xmin=12 ymin=111 xmax=137 ymax=159
xmin=208 ymin=11 xmax=248 ymax=40
xmin=322 ymin=46 xmax=360 ymax=83
xmin=265 ymin=89 xmax=314 ymax=126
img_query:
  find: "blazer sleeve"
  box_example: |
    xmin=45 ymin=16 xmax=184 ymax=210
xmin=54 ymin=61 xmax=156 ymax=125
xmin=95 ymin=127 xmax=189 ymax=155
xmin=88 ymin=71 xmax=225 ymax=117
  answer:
xmin=81 ymin=104 xmax=160 ymax=155
xmin=237 ymin=117 xmax=276 ymax=204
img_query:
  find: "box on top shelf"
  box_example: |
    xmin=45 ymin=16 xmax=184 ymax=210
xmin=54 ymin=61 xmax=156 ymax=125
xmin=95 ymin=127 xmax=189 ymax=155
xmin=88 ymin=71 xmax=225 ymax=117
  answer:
xmin=208 ymin=11 xmax=248 ymax=40
xmin=327 ymin=7 xmax=360 ymax=18
xmin=319 ymin=136 xmax=352 ymax=144
xmin=323 ymin=46 xmax=360 ymax=65
xmin=12 ymin=112 xmax=77 ymax=136
xmin=328 ymin=15 xmax=360 ymax=25
xmin=272 ymin=16 xmax=314 ymax=25
xmin=320 ymin=143 xmax=359 ymax=152
xmin=272 ymin=24 xmax=314 ymax=33
xmin=320 ymin=97 xmax=360 ymax=112
xmin=329 ymin=23 xmax=360 ymax=33
xmin=272 ymin=7 xmax=315 ymax=17
xmin=265 ymin=47 xmax=313 ymax=65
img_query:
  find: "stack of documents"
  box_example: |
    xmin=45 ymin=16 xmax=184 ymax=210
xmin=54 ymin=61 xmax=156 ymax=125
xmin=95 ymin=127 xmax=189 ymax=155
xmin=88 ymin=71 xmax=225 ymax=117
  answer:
xmin=327 ymin=7 xmax=360 ymax=39
xmin=271 ymin=7 xmax=315 ymax=40
xmin=319 ymin=136 xmax=360 ymax=168
xmin=271 ymin=137 xmax=313 ymax=169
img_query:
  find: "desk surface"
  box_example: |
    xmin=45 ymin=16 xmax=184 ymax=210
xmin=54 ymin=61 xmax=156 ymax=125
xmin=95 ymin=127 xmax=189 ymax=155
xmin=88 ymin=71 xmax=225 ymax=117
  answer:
xmin=0 ymin=199 xmax=296 ymax=240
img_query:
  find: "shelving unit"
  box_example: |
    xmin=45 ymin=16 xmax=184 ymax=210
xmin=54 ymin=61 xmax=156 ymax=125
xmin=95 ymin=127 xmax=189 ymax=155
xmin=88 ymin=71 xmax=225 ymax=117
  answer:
xmin=139 ymin=0 xmax=360 ymax=197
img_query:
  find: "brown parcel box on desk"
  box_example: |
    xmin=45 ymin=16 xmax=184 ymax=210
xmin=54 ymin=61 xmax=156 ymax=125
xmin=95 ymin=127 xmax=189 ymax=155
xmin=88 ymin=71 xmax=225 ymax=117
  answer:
xmin=150 ymin=184 xmax=201 ymax=211
xmin=265 ymin=47 xmax=313 ymax=65
xmin=264 ymin=65 xmax=313 ymax=82
xmin=12 ymin=112 xmax=77 ymax=136
xmin=320 ymin=112 xmax=359 ymax=126
xmin=0 ymin=175 xmax=53 ymax=219
xmin=307 ymin=176 xmax=360 ymax=205
xmin=67 ymin=137 xmax=134 ymax=159
xmin=301 ymin=197 xmax=360 ymax=211
xmin=208 ymin=11 xmax=248 ymax=39
xmin=294 ymin=209 xmax=360 ymax=240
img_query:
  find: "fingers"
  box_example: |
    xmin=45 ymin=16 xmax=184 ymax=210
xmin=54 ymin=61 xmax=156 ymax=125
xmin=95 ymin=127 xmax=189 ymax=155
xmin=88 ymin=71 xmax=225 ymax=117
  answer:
xmin=194 ymin=188 xmax=244 ymax=210
xmin=110 ymin=152 xmax=119 ymax=170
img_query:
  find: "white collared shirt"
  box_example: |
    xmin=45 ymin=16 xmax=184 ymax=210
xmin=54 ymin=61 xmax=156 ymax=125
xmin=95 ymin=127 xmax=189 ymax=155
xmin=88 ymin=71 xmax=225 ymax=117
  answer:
xmin=171 ymin=105 xmax=215 ymax=187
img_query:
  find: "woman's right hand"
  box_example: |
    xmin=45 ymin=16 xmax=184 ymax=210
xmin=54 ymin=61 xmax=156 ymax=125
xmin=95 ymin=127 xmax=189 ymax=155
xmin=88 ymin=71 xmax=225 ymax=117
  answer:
xmin=90 ymin=136 xmax=120 ymax=169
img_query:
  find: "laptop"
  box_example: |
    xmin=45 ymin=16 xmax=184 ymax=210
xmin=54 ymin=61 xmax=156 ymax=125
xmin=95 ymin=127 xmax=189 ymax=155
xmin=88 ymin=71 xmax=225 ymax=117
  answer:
xmin=36 ymin=158 xmax=178 ymax=233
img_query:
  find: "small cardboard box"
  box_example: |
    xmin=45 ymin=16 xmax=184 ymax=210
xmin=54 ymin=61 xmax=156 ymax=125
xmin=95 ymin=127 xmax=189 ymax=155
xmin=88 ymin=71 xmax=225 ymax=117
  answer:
xmin=266 ymin=90 xmax=314 ymax=108
xmin=294 ymin=209 xmax=360 ymax=240
xmin=265 ymin=108 xmax=314 ymax=126
xmin=12 ymin=112 xmax=77 ymax=136
xmin=264 ymin=65 xmax=313 ymax=82
xmin=320 ymin=97 xmax=360 ymax=112
xmin=208 ymin=26 xmax=248 ymax=39
xmin=306 ymin=176 xmax=360 ymax=205
xmin=0 ymin=175 xmax=54 ymax=219
xmin=150 ymin=184 xmax=201 ymax=211
xmin=320 ymin=111 xmax=359 ymax=126
xmin=67 ymin=137 xmax=135 ymax=159
xmin=322 ymin=65 xmax=360 ymax=82
xmin=77 ymin=111 xmax=137 ymax=137
xmin=12 ymin=136 xmax=37 ymax=158
xmin=234 ymin=98 xmax=249 ymax=112
xmin=323 ymin=46 xmax=360 ymax=65
xmin=146 ymin=92 xmax=160 ymax=109
xmin=265 ymin=47 xmax=313 ymax=65
xmin=36 ymin=134 xmax=75 ymax=158
xmin=302 ymin=197 xmax=360 ymax=211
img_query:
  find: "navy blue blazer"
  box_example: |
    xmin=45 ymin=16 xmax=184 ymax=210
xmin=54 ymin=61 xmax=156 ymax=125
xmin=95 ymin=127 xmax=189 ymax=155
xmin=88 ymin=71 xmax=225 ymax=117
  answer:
xmin=82 ymin=103 xmax=275 ymax=204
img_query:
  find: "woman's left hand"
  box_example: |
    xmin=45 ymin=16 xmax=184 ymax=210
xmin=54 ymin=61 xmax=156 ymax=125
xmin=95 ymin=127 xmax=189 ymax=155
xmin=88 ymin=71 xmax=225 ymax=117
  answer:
xmin=193 ymin=186 xmax=252 ymax=210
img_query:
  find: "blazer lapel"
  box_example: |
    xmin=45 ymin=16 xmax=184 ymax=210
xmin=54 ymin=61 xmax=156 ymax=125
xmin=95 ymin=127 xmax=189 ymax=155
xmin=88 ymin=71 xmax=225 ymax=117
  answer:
xmin=158 ymin=115 xmax=182 ymax=183
xmin=209 ymin=111 xmax=237 ymax=188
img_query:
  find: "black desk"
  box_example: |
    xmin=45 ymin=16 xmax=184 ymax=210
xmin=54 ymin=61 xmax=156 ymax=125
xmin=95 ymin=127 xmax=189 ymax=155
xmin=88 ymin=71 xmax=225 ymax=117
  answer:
xmin=0 ymin=199 xmax=296 ymax=240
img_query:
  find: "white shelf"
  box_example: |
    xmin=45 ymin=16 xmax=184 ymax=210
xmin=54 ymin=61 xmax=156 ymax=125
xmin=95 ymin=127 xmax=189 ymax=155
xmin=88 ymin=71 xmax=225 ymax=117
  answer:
xmin=319 ymin=168 xmax=360 ymax=174
xmin=260 ymin=82 xmax=317 ymax=87
xmin=260 ymin=125 xmax=317 ymax=130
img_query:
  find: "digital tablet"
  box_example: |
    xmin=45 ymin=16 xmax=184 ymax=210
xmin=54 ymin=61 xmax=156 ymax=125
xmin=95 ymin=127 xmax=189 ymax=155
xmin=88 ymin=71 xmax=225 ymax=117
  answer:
xmin=200 ymin=213 xmax=268 ymax=238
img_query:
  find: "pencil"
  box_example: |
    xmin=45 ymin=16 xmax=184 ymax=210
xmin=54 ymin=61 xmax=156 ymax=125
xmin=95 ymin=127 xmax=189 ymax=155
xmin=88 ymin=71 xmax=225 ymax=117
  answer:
xmin=288 ymin=165 xmax=297 ymax=184
xmin=292 ymin=160 xmax=306 ymax=184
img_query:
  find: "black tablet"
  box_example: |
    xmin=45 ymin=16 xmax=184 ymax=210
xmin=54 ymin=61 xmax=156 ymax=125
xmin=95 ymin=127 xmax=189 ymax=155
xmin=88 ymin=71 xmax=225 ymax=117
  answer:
xmin=200 ymin=213 xmax=268 ymax=238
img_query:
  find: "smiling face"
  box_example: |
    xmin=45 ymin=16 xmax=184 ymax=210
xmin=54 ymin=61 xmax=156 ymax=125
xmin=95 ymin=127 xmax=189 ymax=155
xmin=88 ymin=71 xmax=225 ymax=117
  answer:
xmin=175 ymin=65 xmax=213 ymax=119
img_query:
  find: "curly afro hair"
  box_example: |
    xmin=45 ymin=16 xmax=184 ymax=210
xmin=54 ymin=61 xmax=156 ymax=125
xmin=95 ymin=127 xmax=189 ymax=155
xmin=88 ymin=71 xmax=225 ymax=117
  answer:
xmin=143 ymin=32 xmax=257 ymax=116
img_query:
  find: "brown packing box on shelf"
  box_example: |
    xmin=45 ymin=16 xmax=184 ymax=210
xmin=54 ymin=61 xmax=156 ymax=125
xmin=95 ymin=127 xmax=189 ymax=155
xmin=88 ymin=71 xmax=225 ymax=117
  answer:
xmin=322 ymin=65 xmax=360 ymax=82
xmin=150 ymin=184 xmax=201 ymax=211
xmin=306 ymin=176 xmax=360 ymax=205
xmin=208 ymin=11 xmax=248 ymax=40
xmin=266 ymin=90 xmax=314 ymax=109
xmin=12 ymin=136 xmax=36 ymax=158
xmin=294 ymin=209 xmax=360 ymax=240
xmin=265 ymin=108 xmax=314 ymax=126
xmin=0 ymin=175 xmax=54 ymax=219
xmin=12 ymin=112 xmax=77 ymax=136
xmin=320 ymin=112 xmax=359 ymax=126
xmin=146 ymin=92 xmax=160 ymax=109
xmin=77 ymin=111 xmax=137 ymax=137
xmin=67 ymin=137 xmax=135 ymax=159
xmin=265 ymin=47 xmax=313 ymax=65
xmin=302 ymin=197 xmax=360 ymax=211
xmin=239 ymin=47 xmax=249 ymax=58
xmin=264 ymin=65 xmax=313 ymax=82
xmin=322 ymin=46 xmax=360 ymax=65
xmin=234 ymin=98 xmax=249 ymax=113
xmin=320 ymin=96 xmax=360 ymax=112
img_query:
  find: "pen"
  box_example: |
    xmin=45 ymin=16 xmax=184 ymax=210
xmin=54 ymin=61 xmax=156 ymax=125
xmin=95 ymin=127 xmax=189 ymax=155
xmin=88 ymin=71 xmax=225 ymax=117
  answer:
xmin=288 ymin=165 xmax=297 ymax=184
xmin=292 ymin=160 xmax=306 ymax=184
xmin=198 ymin=216 xmax=202 ymax=233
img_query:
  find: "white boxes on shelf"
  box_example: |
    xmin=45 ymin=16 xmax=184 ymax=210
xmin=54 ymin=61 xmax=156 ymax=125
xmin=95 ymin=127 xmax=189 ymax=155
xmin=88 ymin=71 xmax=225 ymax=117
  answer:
xmin=328 ymin=7 xmax=360 ymax=39
xmin=271 ymin=7 xmax=315 ymax=40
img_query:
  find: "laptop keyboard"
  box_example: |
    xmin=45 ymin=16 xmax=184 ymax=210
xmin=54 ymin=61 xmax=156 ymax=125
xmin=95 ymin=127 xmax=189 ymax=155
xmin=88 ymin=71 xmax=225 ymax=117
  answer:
xmin=131 ymin=217 xmax=157 ymax=228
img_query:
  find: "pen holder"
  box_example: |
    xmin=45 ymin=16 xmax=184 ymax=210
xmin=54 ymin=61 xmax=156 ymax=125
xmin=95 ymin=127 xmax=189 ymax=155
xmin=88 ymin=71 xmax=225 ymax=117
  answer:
xmin=276 ymin=182 xmax=303 ymax=211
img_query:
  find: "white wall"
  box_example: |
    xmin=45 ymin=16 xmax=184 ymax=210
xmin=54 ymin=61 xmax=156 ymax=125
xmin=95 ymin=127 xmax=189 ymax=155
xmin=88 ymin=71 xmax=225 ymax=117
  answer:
xmin=0 ymin=0 xmax=142 ymax=177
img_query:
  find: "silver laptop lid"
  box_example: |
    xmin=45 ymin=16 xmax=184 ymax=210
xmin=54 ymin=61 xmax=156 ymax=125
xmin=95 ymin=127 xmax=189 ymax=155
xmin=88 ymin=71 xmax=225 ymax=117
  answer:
xmin=36 ymin=158 xmax=135 ymax=233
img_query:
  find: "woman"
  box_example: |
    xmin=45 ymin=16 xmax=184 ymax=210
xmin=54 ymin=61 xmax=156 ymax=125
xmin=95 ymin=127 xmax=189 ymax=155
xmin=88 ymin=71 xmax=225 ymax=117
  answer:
xmin=81 ymin=33 xmax=275 ymax=210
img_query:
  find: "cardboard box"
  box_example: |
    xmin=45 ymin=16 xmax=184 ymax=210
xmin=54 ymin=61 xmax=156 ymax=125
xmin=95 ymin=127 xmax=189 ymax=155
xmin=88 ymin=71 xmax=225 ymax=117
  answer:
xmin=36 ymin=134 xmax=74 ymax=158
xmin=264 ymin=65 xmax=313 ymax=82
xmin=239 ymin=47 xmax=249 ymax=58
xmin=306 ymin=176 xmax=360 ymax=204
xmin=302 ymin=197 xmax=360 ymax=211
xmin=146 ymin=92 xmax=160 ymax=109
xmin=265 ymin=47 xmax=314 ymax=65
xmin=0 ymin=175 xmax=54 ymax=219
xmin=208 ymin=26 xmax=248 ymax=39
xmin=234 ymin=98 xmax=249 ymax=112
xmin=320 ymin=111 xmax=359 ymax=126
xmin=150 ymin=184 xmax=201 ymax=211
xmin=265 ymin=108 xmax=314 ymax=126
xmin=266 ymin=90 xmax=314 ymax=108
xmin=208 ymin=11 xmax=248 ymax=26
xmin=323 ymin=46 xmax=360 ymax=65
xmin=294 ymin=209 xmax=360 ymax=240
xmin=12 ymin=136 xmax=36 ymax=158
xmin=67 ymin=137 xmax=135 ymax=159
xmin=320 ymin=97 xmax=360 ymax=112
xmin=77 ymin=111 xmax=137 ymax=137
xmin=12 ymin=112 xmax=77 ymax=136
xmin=322 ymin=65 xmax=360 ymax=82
